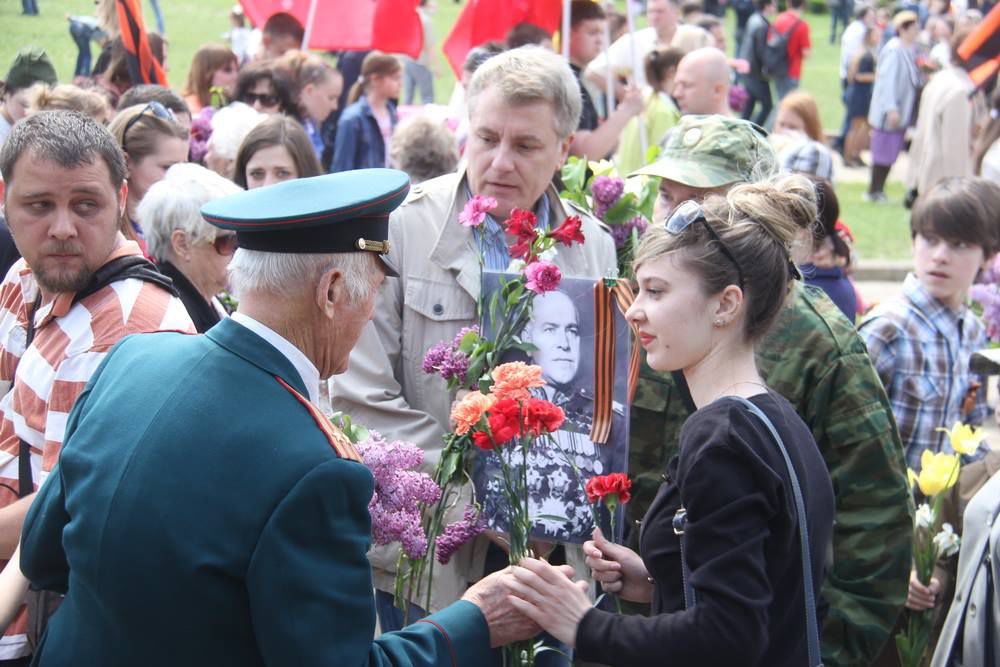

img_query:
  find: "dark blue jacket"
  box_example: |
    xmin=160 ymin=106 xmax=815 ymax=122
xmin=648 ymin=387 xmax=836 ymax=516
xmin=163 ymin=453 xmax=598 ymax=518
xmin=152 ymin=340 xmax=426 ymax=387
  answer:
xmin=21 ymin=318 xmax=496 ymax=667
xmin=330 ymin=96 xmax=398 ymax=173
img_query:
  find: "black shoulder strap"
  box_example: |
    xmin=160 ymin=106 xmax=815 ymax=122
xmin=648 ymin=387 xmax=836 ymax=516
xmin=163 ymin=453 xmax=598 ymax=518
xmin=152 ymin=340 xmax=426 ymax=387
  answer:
xmin=72 ymin=255 xmax=178 ymax=304
xmin=16 ymin=255 xmax=177 ymax=497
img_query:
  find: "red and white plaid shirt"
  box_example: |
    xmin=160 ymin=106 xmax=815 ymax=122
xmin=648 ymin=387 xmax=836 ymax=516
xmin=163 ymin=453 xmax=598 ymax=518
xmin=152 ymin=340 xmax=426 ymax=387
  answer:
xmin=0 ymin=242 xmax=194 ymax=658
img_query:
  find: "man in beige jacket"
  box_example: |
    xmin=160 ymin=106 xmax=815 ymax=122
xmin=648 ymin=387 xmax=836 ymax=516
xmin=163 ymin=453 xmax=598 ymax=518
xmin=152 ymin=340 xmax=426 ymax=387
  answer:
xmin=330 ymin=46 xmax=617 ymax=637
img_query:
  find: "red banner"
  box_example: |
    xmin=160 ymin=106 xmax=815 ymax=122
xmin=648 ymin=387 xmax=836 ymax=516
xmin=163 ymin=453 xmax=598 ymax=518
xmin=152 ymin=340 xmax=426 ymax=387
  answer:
xmin=237 ymin=0 xmax=423 ymax=58
xmin=442 ymin=0 xmax=563 ymax=78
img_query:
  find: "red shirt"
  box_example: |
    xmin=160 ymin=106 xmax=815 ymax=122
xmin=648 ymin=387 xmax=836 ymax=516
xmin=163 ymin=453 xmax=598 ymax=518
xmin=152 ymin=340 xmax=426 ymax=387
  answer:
xmin=772 ymin=11 xmax=811 ymax=80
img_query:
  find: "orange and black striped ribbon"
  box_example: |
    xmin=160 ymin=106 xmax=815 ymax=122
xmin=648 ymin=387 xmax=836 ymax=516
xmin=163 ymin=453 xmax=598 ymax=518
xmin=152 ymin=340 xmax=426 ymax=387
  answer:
xmin=958 ymin=4 xmax=1000 ymax=88
xmin=116 ymin=0 xmax=167 ymax=86
xmin=589 ymin=279 xmax=640 ymax=444
xmin=274 ymin=376 xmax=363 ymax=463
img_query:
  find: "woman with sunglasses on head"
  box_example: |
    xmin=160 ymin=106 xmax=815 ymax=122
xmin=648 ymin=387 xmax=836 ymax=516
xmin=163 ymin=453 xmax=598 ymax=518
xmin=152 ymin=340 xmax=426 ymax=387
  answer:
xmin=108 ymin=102 xmax=189 ymax=249
xmin=136 ymin=163 xmax=241 ymax=332
xmin=504 ymin=173 xmax=835 ymax=667
xmin=234 ymin=62 xmax=296 ymax=116
xmin=233 ymin=115 xmax=322 ymax=190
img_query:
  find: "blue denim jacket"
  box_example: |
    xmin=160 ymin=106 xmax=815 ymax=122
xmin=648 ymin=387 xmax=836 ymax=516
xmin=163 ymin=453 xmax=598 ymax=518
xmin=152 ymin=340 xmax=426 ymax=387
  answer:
xmin=330 ymin=96 xmax=398 ymax=172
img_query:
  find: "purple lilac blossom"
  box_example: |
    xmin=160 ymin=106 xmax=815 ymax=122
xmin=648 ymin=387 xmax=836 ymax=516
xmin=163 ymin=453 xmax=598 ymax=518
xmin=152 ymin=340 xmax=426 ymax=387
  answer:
xmin=435 ymin=505 xmax=488 ymax=564
xmin=591 ymin=176 xmax=625 ymax=218
xmin=970 ymin=283 xmax=1000 ymax=342
xmin=610 ymin=216 xmax=651 ymax=249
xmin=358 ymin=431 xmax=441 ymax=559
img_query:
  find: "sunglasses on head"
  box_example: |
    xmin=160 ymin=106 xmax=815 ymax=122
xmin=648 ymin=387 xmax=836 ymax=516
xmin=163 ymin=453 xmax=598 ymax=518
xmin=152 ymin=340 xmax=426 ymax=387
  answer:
xmin=242 ymin=92 xmax=280 ymax=108
xmin=122 ymin=101 xmax=176 ymax=151
xmin=665 ymin=200 xmax=803 ymax=284
xmin=665 ymin=200 xmax=746 ymax=288
xmin=212 ymin=234 xmax=239 ymax=256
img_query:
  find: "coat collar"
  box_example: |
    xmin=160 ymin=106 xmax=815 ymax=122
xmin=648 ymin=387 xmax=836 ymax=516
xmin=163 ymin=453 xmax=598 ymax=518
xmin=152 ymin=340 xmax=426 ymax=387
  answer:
xmin=205 ymin=317 xmax=307 ymax=396
xmin=426 ymin=169 xmax=591 ymax=300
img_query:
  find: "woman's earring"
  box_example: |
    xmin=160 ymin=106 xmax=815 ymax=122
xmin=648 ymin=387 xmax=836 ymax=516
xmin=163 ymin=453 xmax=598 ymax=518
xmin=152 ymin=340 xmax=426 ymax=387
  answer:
xmin=714 ymin=319 xmax=724 ymax=327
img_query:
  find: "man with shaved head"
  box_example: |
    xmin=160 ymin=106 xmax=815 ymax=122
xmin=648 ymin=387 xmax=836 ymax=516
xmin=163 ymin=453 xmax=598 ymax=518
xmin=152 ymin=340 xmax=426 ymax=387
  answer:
xmin=672 ymin=47 xmax=731 ymax=115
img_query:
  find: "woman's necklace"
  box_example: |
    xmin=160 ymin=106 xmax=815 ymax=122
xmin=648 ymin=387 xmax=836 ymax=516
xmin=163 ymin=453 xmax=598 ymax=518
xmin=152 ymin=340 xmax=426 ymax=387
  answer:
xmin=711 ymin=380 xmax=769 ymax=403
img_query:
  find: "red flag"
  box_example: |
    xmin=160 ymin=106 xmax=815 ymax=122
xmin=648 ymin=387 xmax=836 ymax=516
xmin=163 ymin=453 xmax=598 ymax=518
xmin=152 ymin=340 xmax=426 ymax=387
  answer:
xmin=442 ymin=0 xmax=563 ymax=78
xmin=116 ymin=0 xmax=166 ymax=85
xmin=237 ymin=0 xmax=423 ymax=58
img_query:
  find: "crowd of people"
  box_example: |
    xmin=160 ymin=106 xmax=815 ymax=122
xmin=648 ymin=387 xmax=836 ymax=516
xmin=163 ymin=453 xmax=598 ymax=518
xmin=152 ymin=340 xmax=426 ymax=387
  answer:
xmin=0 ymin=0 xmax=999 ymax=665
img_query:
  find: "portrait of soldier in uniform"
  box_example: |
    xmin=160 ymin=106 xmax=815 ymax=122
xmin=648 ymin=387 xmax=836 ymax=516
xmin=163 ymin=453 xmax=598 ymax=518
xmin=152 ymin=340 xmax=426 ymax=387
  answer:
xmin=475 ymin=277 xmax=629 ymax=544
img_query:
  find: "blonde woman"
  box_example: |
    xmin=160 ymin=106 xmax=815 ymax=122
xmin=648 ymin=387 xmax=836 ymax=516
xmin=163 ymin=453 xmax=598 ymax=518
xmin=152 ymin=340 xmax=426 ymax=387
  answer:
xmin=505 ymin=175 xmax=835 ymax=666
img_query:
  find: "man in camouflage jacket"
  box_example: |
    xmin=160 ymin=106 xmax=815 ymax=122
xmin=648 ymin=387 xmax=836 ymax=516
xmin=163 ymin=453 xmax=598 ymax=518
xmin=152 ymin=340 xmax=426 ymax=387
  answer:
xmin=627 ymin=114 xmax=914 ymax=667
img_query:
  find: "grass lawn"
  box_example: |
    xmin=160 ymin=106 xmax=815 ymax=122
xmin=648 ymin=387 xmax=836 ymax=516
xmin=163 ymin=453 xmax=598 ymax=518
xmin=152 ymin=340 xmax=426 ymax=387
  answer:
xmin=2 ymin=1 xmax=911 ymax=264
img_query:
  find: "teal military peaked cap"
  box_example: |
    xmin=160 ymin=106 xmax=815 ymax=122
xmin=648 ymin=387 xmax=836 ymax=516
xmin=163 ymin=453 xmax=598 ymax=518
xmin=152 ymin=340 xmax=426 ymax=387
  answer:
xmin=200 ymin=168 xmax=409 ymax=275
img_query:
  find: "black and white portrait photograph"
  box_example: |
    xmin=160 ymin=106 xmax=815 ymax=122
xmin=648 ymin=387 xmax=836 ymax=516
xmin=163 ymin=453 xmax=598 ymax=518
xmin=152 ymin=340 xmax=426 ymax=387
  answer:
xmin=473 ymin=273 xmax=631 ymax=544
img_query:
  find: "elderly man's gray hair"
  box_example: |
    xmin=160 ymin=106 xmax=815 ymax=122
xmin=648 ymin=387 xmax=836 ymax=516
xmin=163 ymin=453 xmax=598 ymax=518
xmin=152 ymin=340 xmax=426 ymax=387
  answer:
xmin=228 ymin=250 xmax=380 ymax=303
xmin=466 ymin=46 xmax=582 ymax=140
xmin=136 ymin=163 xmax=241 ymax=260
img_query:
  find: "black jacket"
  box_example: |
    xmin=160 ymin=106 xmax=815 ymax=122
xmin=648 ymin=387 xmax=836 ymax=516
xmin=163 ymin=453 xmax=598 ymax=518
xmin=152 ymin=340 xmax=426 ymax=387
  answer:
xmin=577 ymin=392 xmax=834 ymax=666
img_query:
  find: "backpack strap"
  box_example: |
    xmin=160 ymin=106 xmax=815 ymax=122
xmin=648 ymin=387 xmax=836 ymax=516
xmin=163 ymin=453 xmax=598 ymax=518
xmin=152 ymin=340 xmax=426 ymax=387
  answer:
xmin=674 ymin=396 xmax=823 ymax=667
xmin=15 ymin=256 xmax=178 ymax=498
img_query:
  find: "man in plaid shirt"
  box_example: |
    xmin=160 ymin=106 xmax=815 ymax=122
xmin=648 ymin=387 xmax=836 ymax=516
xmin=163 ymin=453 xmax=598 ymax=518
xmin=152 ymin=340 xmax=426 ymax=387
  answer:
xmin=859 ymin=178 xmax=997 ymax=471
xmin=0 ymin=110 xmax=193 ymax=663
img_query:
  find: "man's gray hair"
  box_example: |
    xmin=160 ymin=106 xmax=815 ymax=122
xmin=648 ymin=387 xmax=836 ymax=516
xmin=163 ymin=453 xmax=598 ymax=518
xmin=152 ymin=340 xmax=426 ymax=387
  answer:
xmin=466 ymin=46 xmax=582 ymax=140
xmin=228 ymin=249 xmax=379 ymax=303
xmin=0 ymin=110 xmax=127 ymax=187
xmin=136 ymin=163 xmax=241 ymax=260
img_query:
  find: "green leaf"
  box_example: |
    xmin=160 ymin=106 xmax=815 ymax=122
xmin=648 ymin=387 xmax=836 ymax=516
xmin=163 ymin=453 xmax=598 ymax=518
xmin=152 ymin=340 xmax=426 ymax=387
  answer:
xmin=457 ymin=330 xmax=480 ymax=354
xmin=511 ymin=341 xmax=538 ymax=354
xmin=532 ymin=513 xmax=570 ymax=523
xmin=560 ymin=156 xmax=588 ymax=193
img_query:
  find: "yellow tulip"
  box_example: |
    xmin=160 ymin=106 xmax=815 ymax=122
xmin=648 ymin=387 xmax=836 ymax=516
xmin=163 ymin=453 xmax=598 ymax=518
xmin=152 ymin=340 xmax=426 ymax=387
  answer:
xmin=935 ymin=422 xmax=984 ymax=456
xmin=909 ymin=450 xmax=961 ymax=497
xmin=587 ymin=159 xmax=616 ymax=178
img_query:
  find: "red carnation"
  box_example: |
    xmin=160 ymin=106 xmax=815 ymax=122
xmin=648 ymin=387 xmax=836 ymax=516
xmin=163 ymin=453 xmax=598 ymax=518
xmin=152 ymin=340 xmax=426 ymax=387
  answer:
xmin=549 ymin=215 xmax=585 ymax=246
xmin=472 ymin=399 xmax=523 ymax=450
xmin=585 ymin=473 xmax=632 ymax=505
xmin=522 ymin=398 xmax=565 ymax=436
xmin=504 ymin=208 xmax=538 ymax=239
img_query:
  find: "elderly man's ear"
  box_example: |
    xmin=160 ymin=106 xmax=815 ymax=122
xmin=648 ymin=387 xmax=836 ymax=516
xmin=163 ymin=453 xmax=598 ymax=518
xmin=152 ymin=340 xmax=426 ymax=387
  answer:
xmin=316 ymin=266 xmax=343 ymax=318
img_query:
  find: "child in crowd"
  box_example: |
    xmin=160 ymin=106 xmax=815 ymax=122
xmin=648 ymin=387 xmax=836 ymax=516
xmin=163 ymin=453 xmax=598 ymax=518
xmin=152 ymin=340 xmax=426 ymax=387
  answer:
xmin=277 ymin=51 xmax=343 ymax=160
xmin=859 ymin=177 xmax=999 ymax=470
xmin=615 ymin=47 xmax=683 ymax=175
xmin=331 ymin=51 xmax=401 ymax=172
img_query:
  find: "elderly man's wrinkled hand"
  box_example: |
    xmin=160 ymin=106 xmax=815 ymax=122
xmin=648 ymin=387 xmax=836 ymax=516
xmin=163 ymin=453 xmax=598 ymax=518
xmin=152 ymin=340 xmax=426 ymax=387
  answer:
xmin=462 ymin=568 xmax=543 ymax=647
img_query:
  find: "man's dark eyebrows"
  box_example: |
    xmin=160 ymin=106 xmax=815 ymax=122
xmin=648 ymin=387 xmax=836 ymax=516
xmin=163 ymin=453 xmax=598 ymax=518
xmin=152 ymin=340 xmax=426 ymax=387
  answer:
xmin=20 ymin=184 xmax=105 ymax=198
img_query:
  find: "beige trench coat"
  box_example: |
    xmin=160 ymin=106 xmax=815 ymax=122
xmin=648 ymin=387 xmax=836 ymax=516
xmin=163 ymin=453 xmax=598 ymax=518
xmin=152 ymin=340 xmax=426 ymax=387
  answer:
xmin=330 ymin=170 xmax=618 ymax=613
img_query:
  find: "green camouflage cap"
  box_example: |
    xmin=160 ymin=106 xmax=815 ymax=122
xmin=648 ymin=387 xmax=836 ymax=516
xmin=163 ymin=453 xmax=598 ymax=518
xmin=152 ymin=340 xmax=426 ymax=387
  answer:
xmin=630 ymin=114 xmax=777 ymax=188
xmin=4 ymin=47 xmax=57 ymax=92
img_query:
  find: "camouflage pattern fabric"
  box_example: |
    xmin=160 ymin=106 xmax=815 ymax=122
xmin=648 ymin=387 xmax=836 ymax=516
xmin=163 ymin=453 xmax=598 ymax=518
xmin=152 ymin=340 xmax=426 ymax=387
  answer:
xmin=630 ymin=114 xmax=777 ymax=188
xmin=628 ymin=283 xmax=914 ymax=667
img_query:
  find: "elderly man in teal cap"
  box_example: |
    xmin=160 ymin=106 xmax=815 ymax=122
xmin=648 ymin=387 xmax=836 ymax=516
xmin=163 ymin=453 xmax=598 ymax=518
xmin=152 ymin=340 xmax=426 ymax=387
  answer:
xmin=18 ymin=169 xmax=553 ymax=666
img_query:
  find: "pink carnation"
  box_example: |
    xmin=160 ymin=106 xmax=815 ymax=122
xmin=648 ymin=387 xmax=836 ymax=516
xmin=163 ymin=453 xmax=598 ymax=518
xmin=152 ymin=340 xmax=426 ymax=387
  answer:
xmin=523 ymin=261 xmax=562 ymax=294
xmin=458 ymin=195 xmax=498 ymax=227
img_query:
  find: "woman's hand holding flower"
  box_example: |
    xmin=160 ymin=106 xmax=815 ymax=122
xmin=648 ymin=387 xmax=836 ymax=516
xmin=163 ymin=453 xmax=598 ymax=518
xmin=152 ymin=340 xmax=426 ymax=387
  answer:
xmin=583 ymin=527 xmax=653 ymax=603
xmin=506 ymin=558 xmax=592 ymax=647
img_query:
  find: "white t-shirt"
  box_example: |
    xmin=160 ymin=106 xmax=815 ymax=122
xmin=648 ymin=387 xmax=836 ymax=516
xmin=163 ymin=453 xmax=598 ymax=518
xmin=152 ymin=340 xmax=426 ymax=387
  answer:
xmin=840 ymin=20 xmax=867 ymax=80
xmin=586 ymin=25 xmax=711 ymax=89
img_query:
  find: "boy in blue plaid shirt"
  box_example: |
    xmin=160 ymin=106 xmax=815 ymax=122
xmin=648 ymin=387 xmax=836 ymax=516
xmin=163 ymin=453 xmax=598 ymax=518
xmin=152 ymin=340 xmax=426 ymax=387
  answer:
xmin=859 ymin=178 xmax=1000 ymax=471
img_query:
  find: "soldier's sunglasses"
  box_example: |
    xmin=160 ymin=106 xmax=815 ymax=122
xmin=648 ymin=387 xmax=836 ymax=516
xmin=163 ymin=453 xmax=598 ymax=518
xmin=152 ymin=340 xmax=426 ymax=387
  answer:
xmin=665 ymin=200 xmax=746 ymax=288
xmin=212 ymin=233 xmax=239 ymax=256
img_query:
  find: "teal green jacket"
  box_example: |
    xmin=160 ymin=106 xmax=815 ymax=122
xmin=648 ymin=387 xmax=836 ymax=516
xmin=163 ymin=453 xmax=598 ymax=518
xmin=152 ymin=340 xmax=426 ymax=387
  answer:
xmin=21 ymin=317 xmax=496 ymax=667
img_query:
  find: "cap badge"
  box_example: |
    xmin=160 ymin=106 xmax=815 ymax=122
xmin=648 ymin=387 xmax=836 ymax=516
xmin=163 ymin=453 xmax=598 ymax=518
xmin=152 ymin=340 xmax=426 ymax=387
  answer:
xmin=356 ymin=238 xmax=391 ymax=254
xmin=682 ymin=128 xmax=702 ymax=147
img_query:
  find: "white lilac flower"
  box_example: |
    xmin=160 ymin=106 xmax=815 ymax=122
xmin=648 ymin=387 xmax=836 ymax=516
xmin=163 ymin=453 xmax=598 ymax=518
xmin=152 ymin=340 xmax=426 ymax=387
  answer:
xmin=915 ymin=503 xmax=935 ymax=530
xmin=933 ymin=522 xmax=961 ymax=558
